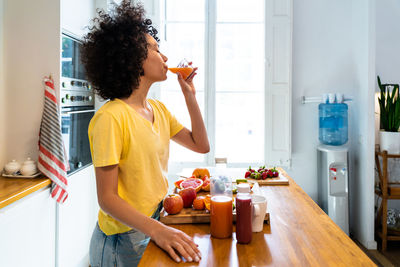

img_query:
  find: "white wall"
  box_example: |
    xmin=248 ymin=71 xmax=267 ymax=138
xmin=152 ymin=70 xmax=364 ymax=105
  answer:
xmin=349 ymin=0 xmax=376 ymax=249
xmin=0 ymin=0 xmax=6 ymax=169
xmin=3 ymin=0 xmax=61 ymax=167
xmin=289 ymin=0 xmax=376 ymax=249
xmin=376 ymin=1 xmax=400 ymax=84
xmin=290 ymin=0 xmax=355 ymax=201
xmin=376 ymin=0 xmax=400 ymax=211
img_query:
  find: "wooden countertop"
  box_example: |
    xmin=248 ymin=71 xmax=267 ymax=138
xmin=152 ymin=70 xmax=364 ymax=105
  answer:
xmin=139 ymin=169 xmax=376 ymax=266
xmin=0 ymin=175 xmax=51 ymax=209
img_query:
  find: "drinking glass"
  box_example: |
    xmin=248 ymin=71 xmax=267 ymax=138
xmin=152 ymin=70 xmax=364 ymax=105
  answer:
xmin=210 ymin=176 xmax=233 ymax=238
xmin=168 ymin=58 xmax=195 ymax=80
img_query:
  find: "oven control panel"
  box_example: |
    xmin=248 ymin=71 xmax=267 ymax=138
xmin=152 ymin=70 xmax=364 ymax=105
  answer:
xmin=61 ymin=77 xmax=94 ymax=107
xmin=61 ymin=77 xmax=93 ymax=91
xmin=61 ymin=90 xmax=94 ymax=107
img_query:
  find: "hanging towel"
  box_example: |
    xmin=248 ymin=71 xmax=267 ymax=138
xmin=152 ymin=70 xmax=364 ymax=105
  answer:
xmin=38 ymin=76 xmax=70 ymax=204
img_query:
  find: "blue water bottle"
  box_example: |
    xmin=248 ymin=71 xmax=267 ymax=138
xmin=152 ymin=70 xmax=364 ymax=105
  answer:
xmin=319 ymin=103 xmax=348 ymax=145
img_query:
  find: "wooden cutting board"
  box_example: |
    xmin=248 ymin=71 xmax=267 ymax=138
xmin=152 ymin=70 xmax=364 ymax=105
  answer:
xmin=160 ymin=208 xmax=269 ymax=225
xmin=247 ymin=174 xmax=289 ymax=185
xmin=160 ymin=182 xmax=269 ymax=225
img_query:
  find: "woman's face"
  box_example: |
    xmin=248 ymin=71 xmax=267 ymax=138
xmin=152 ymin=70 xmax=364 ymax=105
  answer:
xmin=142 ymin=34 xmax=168 ymax=82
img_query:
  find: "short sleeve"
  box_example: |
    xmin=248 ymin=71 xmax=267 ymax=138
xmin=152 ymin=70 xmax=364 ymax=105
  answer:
xmin=169 ymin=112 xmax=184 ymax=138
xmin=88 ymin=112 xmax=123 ymax=167
xmin=150 ymin=99 xmax=184 ymax=138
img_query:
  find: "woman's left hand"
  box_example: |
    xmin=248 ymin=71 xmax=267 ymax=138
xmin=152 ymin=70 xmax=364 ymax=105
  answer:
xmin=177 ymin=66 xmax=198 ymax=97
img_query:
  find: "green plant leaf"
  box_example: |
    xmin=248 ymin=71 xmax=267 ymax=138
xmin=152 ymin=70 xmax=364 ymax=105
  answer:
xmin=377 ymin=76 xmax=400 ymax=131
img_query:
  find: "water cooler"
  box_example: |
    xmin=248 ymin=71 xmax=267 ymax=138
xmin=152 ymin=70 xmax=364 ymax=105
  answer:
xmin=317 ymin=99 xmax=349 ymax=235
xmin=317 ymin=145 xmax=349 ymax=235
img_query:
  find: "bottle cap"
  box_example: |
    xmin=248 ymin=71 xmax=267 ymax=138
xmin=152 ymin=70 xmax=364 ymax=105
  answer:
xmin=237 ymin=183 xmax=251 ymax=193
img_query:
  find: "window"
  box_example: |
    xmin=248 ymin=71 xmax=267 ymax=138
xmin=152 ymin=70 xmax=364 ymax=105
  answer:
xmin=157 ymin=0 xmax=292 ymax=168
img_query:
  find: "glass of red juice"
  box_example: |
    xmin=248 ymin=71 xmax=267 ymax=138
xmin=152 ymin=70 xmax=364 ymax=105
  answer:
xmin=235 ymin=184 xmax=252 ymax=244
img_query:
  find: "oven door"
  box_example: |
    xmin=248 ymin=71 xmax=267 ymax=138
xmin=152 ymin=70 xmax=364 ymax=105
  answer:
xmin=61 ymin=106 xmax=95 ymax=175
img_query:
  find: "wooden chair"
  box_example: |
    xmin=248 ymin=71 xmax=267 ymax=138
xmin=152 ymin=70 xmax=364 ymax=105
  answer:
xmin=375 ymin=149 xmax=400 ymax=251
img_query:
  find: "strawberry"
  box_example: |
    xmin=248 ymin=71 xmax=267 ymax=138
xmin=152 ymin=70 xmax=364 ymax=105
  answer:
xmin=262 ymin=172 xmax=268 ymax=180
xmin=245 ymin=171 xmax=251 ymax=178
xmin=272 ymin=171 xmax=279 ymax=177
xmin=247 ymin=166 xmax=255 ymax=173
xmin=267 ymin=170 xmax=273 ymax=178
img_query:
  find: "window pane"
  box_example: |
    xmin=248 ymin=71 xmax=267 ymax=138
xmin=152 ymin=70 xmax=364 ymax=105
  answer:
xmin=215 ymin=92 xmax=264 ymax=163
xmin=217 ymin=0 xmax=264 ymax=22
xmin=216 ymin=23 xmax=264 ymax=92
xmin=161 ymin=91 xmax=205 ymax=162
xmin=166 ymin=0 xmax=204 ymax=22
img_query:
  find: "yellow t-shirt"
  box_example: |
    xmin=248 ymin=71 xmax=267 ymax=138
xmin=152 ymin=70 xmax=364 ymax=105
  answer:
xmin=88 ymin=98 xmax=184 ymax=235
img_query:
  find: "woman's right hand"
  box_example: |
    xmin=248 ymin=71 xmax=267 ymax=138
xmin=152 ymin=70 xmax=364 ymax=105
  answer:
xmin=151 ymin=223 xmax=201 ymax=263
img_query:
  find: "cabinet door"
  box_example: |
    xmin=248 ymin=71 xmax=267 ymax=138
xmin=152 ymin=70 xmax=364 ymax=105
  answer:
xmin=0 ymin=188 xmax=56 ymax=267
xmin=57 ymin=165 xmax=99 ymax=267
xmin=61 ymin=0 xmax=95 ymax=37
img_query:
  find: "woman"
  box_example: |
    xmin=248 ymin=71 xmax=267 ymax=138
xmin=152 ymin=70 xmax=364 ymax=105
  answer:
xmin=81 ymin=1 xmax=209 ymax=266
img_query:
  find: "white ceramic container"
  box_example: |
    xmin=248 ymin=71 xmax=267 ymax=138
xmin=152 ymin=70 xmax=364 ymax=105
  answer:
xmin=20 ymin=158 xmax=38 ymax=176
xmin=4 ymin=160 xmax=21 ymax=174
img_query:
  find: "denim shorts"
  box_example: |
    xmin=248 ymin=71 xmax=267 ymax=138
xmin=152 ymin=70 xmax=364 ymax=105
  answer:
xmin=89 ymin=202 xmax=163 ymax=267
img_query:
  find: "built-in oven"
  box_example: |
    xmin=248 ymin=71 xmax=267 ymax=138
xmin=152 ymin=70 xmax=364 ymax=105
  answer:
xmin=61 ymin=33 xmax=95 ymax=175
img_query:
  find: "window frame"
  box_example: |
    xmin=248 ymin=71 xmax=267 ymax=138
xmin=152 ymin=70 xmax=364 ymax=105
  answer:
xmin=155 ymin=0 xmax=292 ymax=170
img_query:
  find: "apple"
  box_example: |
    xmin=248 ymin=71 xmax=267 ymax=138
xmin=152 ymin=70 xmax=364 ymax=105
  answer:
xmin=163 ymin=194 xmax=183 ymax=215
xmin=178 ymin=187 xmax=197 ymax=208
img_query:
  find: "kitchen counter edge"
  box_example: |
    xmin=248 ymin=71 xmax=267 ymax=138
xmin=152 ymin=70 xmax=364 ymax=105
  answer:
xmin=0 ymin=176 xmax=51 ymax=209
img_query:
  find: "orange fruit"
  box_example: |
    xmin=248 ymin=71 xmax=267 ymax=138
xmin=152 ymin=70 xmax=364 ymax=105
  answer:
xmin=180 ymin=178 xmax=203 ymax=192
xmin=204 ymin=194 xmax=211 ymax=211
xmin=192 ymin=196 xmax=205 ymax=210
xmin=192 ymin=168 xmax=210 ymax=181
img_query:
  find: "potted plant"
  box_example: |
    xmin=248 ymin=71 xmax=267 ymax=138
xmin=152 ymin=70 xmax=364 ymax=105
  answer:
xmin=377 ymin=75 xmax=400 ymax=153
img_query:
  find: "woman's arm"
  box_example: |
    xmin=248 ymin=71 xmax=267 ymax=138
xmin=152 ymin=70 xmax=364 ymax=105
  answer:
xmin=171 ymin=70 xmax=210 ymax=153
xmin=95 ymin=165 xmax=201 ymax=263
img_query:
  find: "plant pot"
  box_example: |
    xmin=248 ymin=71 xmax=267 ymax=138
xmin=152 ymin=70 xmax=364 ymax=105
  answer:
xmin=379 ymin=130 xmax=400 ymax=154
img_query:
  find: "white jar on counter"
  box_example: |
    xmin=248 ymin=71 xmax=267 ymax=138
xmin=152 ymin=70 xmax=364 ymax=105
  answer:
xmin=20 ymin=158 xmax=38 ymax=176
xmin=4 ymin=160 xmax=21 ymax=175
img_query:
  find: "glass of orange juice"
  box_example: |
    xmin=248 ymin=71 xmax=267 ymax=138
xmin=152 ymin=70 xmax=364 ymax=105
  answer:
xmin=168 ymin=58 xmax=194 ymax=80
xmin=210 ymin=176 xmax=233 ymax=239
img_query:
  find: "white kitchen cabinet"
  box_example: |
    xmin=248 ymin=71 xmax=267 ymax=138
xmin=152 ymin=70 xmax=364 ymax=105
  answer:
xmin=0 ymin=188 xmax=56 ymax=267
xmin=57 ymin=165 xmax=99 ymax=267
xmin=61 ymin=0 xmax=96 ymax=38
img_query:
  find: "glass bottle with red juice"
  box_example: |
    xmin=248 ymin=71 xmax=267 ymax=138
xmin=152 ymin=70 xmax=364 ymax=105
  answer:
xmin=235 ymin=183 xmax=252 ymax=244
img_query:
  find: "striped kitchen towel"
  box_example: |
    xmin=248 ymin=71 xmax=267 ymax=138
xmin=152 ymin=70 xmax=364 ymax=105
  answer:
xmin=38 ymin=76 xmax=70 ymax=204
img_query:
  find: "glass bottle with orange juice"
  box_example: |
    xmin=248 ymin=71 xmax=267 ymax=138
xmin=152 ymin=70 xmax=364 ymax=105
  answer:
xmin=210 ymin=176 xmax=233 ymax=239
xmin=168 ymin=58 xmax=194 ymax=80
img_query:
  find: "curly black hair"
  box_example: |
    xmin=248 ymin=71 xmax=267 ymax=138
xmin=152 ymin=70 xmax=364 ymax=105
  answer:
xmin=81 ymin=0 xmax=159 ymax=100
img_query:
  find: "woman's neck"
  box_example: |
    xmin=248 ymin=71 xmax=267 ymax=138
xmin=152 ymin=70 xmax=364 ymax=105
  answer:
xmin=122 ymin=79 xmax=153 ymax=108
